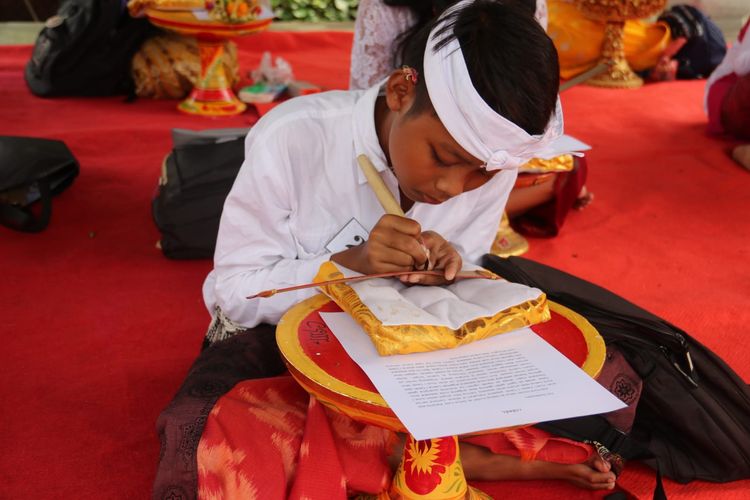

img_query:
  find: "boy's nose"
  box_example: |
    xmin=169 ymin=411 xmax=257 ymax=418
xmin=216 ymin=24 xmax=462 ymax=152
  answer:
xmin=435 ymin=168 xmax=471 ymax=199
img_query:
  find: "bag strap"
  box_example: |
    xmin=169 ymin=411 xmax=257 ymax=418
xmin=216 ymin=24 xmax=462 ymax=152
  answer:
xmin=0 ymin=181 xmax=53 ymax=233
xmin=538 ymin=416 xmax=667 ymax=500
xmin=482 ymin=255 xmax=698 ymax=386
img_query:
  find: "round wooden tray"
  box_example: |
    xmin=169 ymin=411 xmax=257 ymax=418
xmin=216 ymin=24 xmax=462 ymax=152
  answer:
xmin=276 ymin=294 xmax=605 ymax=433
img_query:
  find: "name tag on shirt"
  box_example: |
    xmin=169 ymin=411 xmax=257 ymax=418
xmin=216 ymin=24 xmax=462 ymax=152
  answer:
xmin=325 ymin=218 xmax=369 ymax=253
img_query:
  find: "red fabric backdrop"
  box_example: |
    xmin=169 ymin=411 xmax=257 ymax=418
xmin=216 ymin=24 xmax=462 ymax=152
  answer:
xmin=1 ymin=30 xmax=749 ymax=499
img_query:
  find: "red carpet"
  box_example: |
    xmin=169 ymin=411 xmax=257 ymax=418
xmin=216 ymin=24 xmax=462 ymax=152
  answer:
xmin=1 ymin=31 xmax=749 ymax=499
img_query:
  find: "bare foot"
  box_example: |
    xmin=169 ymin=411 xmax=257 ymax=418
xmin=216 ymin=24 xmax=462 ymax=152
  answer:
xmin=553 ymin=454 xmax=617 ymax=490
xmin=574 ymin=185 xmax=594 ymax=210
xmin=459 ymin=442 xmax=617 ymax=490
xmin=732 ymin=144 xmax=750 ymax=171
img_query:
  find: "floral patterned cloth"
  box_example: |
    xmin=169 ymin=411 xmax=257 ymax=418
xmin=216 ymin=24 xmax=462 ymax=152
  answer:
xmin=198 ymin=377 xmax=396 ymax=498
xmin=196 ymin=376 xmax=594 ymax=498
xmin=158 ymin=322 xmax=641 ymax=498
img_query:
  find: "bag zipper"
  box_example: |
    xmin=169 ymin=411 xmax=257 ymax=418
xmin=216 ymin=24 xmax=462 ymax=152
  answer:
xmin=492 ymin=261 xmax=698 ymax=387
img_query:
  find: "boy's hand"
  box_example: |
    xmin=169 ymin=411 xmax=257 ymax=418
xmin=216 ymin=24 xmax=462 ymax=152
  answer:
xmin=401 ymin=231 xmax=462 ymax=286
xmin=331 ymin=214 xmax=429 ymax=275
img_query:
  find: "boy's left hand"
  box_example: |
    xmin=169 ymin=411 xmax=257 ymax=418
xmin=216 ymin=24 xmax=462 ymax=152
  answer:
xmin=400 ymin=231 xmax=462 ymax=286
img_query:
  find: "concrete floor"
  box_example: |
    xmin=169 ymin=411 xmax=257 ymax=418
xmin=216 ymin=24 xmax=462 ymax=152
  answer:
xmin=667 ymin=0 xmax=748 ymax=41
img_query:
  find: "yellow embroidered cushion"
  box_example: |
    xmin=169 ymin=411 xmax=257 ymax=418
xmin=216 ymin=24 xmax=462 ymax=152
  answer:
xmin=314 ymin=261 xmax=550 ymax=356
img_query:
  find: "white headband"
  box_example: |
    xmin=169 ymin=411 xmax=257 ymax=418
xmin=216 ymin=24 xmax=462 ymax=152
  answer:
xmin=422 ymin=0 xmax=564 ymax=170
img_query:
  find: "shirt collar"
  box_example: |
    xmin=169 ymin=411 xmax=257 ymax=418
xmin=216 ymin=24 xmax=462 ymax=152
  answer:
xmin=352 ymin=80 xmax=390 ymax=185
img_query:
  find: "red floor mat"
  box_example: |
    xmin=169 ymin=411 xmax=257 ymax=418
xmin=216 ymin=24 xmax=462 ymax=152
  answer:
xmin=1 ymin=30 xmax=749 ymax=499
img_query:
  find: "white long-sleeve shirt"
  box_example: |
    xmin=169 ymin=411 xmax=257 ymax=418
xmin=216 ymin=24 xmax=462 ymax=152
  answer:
xmin=203 ymin=84 xmax=516 ymax=327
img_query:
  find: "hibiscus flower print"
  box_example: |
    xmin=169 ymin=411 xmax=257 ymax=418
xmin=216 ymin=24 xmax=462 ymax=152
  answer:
xmin=402 ymin=436 xmax=458 ymax=494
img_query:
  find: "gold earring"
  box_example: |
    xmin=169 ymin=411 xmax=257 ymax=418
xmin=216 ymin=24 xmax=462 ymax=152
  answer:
xmin=402 ymin=65 xmax=419 ymax=85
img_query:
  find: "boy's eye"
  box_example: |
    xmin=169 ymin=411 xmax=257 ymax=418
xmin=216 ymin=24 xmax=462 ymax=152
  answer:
xmin=430 ymin=146 xmax=450 ymax=167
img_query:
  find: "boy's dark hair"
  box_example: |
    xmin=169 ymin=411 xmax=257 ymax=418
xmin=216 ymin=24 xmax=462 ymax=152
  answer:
xmin=385 ymin=0 xmax=536 ymax=30
xmin=396 ymin=0 xmax=559 ymax=136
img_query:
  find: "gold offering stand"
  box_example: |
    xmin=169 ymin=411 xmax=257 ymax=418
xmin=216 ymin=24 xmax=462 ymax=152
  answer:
xmin=276 ymin=294 xmax=607 ymax=499
xmin=575 ymin=0 xmax=667 ymax=88
xmin=129 ymin=0 xmax=272 ymax=115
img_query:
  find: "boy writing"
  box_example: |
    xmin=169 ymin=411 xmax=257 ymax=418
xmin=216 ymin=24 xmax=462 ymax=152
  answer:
xmin=156 ymin=1 xmax=618 ymax=496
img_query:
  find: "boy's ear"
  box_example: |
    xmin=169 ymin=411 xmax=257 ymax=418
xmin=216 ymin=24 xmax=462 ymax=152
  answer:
xmin=384 ymin=69 xmax=416 ymax=112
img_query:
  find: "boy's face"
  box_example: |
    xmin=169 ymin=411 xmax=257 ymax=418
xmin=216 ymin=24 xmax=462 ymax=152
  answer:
xmin=381 ymin=71 xmax=498 ymax=205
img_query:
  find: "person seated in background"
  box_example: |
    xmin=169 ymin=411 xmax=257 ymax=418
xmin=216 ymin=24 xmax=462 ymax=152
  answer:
xmin=705 ymin=17 xmax=750 ymax=171
xmin=547 ymin=1 xmax=726 ymax=82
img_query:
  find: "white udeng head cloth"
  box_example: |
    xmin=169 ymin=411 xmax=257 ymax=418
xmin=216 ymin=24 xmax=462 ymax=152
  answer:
xmin=423 ymin=0 xmax=564 ymax=170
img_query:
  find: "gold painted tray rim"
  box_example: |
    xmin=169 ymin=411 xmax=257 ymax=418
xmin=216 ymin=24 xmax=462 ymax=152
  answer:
xmin=276 ymin=293 xmax=606 ymax=408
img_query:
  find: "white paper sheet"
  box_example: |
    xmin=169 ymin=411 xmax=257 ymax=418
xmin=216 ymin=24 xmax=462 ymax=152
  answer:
xmin=321 ymin=312 xmax=626 ymax=440
xmin=333 ymin=265 xmax=544 ymax=329
xmin=534 ymin=134 xmax=592 ymax=160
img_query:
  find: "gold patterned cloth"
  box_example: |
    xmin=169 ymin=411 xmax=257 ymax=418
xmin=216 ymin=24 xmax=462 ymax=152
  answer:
xmin=131 ymin=33 xmax=239 ymax=99
xmin=548 ymin=0 xmax=671 ymax=79
xmin=314 ymin=262 xmax=550 ymax=356
xmin=519 ymin=154 xmax=575 ymax=174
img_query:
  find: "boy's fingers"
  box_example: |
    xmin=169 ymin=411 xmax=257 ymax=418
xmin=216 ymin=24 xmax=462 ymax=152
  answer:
xmin=442 ymin=254 xmax=462 ymax=281
xmin=382 ymin=251 xmax=417 ymax=269
xmin=372 ymin=260 xmax=413 ymax=273
xmin=378 ymin=233 xmax=428 ymax=268
xmin=370 ymin=243 xmax=418 ymax=269
xmin=372 ymin=241 xmax=430 ymax=270
xmin=378 ymin=214 xmax=421 ymax=237
xmin=411 ymin=274 xmax=446 ymax=286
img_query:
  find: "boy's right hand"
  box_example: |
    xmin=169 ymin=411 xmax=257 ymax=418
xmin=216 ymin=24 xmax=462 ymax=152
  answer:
xmin=331 ymin=214 xmax=429 ymax=275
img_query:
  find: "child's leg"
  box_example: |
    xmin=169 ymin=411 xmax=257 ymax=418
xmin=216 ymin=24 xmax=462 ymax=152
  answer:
xmin=509 ymin=157 xmax=589 ymax=237
xmin=153 ymin=327 xmax=286 ymax=497
xmin=388 ymin=433 xmax=617 ymax=491
xmin=732 ymin=144 xmax=750 ymax=171
xmin=505 ymin=177 xmax=557 ymax=218
xmin=506 ymin=177 xmax=593 ymax=219
xmin=458 ymin=441 xmax=617 ymax=490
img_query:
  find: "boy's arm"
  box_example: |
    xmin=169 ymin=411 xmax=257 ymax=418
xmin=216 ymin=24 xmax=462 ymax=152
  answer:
xmin=207 ymin=131 xmax=332 ymax=328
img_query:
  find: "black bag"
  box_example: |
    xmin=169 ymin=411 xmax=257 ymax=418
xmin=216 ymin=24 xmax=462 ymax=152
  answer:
xmin=25 ymin=0 xmax=157 ymax=97
xmin=152 ymin=128 xmax=248 ymax=259
xmin=0 ymin=136 xmax=79 ymax=233
xmin=482 ymin=255 xmax=750 ymax=489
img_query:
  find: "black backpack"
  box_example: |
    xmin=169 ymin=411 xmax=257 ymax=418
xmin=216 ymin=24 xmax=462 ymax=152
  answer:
xmin=152 ymin=128 xmax=248 ymax=259
xmin=25 ymin=0 xmax=157 ymax=97
xmin=0 ymin=136 xmax=79 ymax=232
xmin=482 ymin=255 xmax=750 ymax=493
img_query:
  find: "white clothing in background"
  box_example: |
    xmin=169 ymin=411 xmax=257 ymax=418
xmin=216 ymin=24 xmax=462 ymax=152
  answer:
xmin=203 ymin=84 xmax=516 ymax=328
xmin=349 ymin=0 xmax=549 ymax=90
xmin=349 ymin=0 xmax=417 ymax=91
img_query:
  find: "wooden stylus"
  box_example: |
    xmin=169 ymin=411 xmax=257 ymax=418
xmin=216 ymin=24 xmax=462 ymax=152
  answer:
xmin=246 ymin=269 xmax=498 ymax=299
xmin=559 ymin=63 xmax=608 ymax=92
xmin=356 ymin=154 xmax=405 ymax=216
